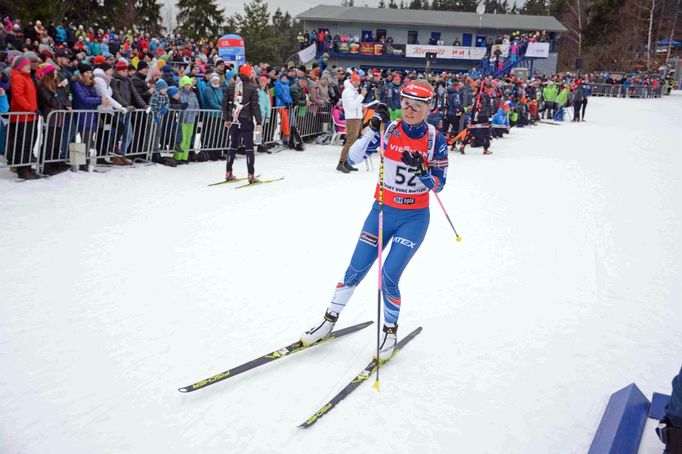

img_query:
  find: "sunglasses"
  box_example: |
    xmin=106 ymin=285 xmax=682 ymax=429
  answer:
xmin=400 ymin=98 xmax=430 ymax=112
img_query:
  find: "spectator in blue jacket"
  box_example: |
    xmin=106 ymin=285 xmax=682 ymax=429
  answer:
xmin=55 ymin=25 xmax=67 ymax=45
xmin=275 ymin=73 xmax=292 ymax=107
xmin=382 ymin=72 xmax=402 ymax=120
xmin=274 ymin=73 xmax=293 ymax=145
xmin=492 ymin=107 xmax=509 ymax=137
xmin=445 ymin=84 xmax=462 ymax=136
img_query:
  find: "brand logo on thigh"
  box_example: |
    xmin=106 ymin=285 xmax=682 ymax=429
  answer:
xmin=393 ymin=237 xmax=415 ymax=249
xmin=360 ymin=231 xmax=378 ymax=247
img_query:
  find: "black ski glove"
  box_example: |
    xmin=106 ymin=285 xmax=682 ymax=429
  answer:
xmin=366 ymin=103 xmax=390 ymax=132
xmin=401 ymin=150 xmax=428 ymax=177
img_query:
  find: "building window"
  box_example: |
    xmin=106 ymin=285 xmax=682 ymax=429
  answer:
xmin=376 ymin=29 xmax=387 ymax=41
xmin=429 ymin=32 xmax=441 ymax=45
xmin=408 ymin=30 xmax=418 ymax=45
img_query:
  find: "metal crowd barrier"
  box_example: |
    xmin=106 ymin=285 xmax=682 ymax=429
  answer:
xmin=1 ymin=112 xmax=41 ymax=169
xmin=260 ymin=106 xmax=286 ymax=147
xmin=589 ymin=83 xmax=663 ymax=98
xmin=290 ymin=103 xmax=333 ymax=139
xmin=38 ymin=108 xmax=157 ymax=173
xmin=188 ymin=109 xmax=229 ymax=152
xmin=2 ymin=103 xmax=334 ymax=175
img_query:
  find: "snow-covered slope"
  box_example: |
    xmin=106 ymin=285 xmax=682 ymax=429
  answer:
xmin=1 ymin=93 xmax=681 ymax=454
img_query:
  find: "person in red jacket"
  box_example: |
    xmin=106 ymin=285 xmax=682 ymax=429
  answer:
xmin=9 ymin=55 xmax=40 ymax=180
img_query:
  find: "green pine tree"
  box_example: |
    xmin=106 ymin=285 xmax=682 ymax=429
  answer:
xmin=485 ymin=0 xmax=514 ymax=13
xmin=271 ymin=8 xmax=301 ymax=63
xmin=135 ymin=0 xmax=163 ymax=34
xmin=378 ymin=0 xmax=387 ymax=6
xmin=176 ymin=0 xmax=225 ymax=40
xmin=453 ymin=0 xmax=479 ymax=12
xmin=115 ymin=0 xmax=164 ymax=33
xmin=0 ymin=0 xmax=100 ymax=25
xmin=388 ymin=0 xmax=399 ymax=7
xmin=520 ymin=0 xmax=548 ymax=15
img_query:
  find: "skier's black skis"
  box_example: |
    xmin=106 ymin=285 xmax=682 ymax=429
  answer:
xmin=178 ymin=321 xmax=373 ymax=393
xmin=298 ymin=326 xmax=423 ymax=429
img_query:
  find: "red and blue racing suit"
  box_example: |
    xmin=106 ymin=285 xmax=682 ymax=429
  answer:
xmin=328 ymin=120 xmax=448 ymax=324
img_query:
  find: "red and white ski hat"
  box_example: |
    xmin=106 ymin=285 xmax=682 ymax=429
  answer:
xmin=400 ymin=82 xmax=434 ymax=103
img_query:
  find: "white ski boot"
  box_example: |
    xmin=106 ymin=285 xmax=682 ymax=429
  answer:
xmin=374 ymin=323 xmax=398 ymax=362
xmin=300 ymin=310 xmax=338 ymax=347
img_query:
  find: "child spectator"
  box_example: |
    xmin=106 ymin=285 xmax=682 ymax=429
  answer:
xmin=149 ymin=78 xmax=176 ymax=166
xmin=176 ymin=76 xmax=199 ymax=164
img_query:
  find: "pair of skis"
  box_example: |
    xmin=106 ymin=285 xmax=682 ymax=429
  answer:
xmin=177 ymin=321 xmax=422 ymax=429
xmin=208 ymin=175 xmax=284 ymax=189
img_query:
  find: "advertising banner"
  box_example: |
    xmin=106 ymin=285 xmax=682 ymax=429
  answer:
xmin=525 ymin=42 xmax=550 ymax=58
xmin=405 ymin=45 xmax=486 ymax=60
xmin=218 ymin=34 xmax=246 ymax=67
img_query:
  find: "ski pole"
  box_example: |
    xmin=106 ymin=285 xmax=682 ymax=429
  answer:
xmin=373 ymin=124 xmax=385 ymax=392
xmin=433 ymin=192 xmax=462 ymax=242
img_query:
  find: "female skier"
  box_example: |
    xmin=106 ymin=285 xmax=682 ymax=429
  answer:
xmin=301 ymin=81 xmax=449 ymax=361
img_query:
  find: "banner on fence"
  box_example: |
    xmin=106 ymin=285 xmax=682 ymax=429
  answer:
xmin=298 ymin=43 xmax=317 ymax=64
xmin=525 ymin=42 xmax=550 ymax=58
xmin=405 ymin=45 xmax=486 ymax=60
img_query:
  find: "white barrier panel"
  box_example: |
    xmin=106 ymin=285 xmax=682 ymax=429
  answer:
xmin=525 ymin=42 xmax=550 ymax=58
xmin=405 ymin=45 xmax=486 ymax=60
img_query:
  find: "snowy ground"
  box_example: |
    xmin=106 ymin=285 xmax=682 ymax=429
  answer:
xmin=1 ymin=93 xmax=681 ymax=454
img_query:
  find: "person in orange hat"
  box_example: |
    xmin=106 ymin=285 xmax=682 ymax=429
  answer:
xmin=301 ymin=80 xmax=449 ymax=361
xmin=222 ymin=63 xmax=262 ymax=184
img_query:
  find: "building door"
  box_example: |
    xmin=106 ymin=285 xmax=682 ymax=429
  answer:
xmin=462 ymin=33 xmax=472 ymax=46
xmin=362 ymin=30 xmax=373 ymax=42
xmin=376 ymin=29 xmax=387 ymax=41
xmin=476 ymin=35 xmax=487 ymax=47
xmin=408 ymin=31 xmax=418 ymax=45
xmin=430 ymin=32 xmax=441 ymax=44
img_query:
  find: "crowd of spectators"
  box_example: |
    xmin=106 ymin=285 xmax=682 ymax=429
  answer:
xmin=0 ymin=15 xmax=672 ymax=180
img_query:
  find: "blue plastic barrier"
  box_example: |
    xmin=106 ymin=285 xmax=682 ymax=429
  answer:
xmin=649 ymin=393 xmax=671 ymax=420
xmin=588 ymin=383 xmax=651 ymax=454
